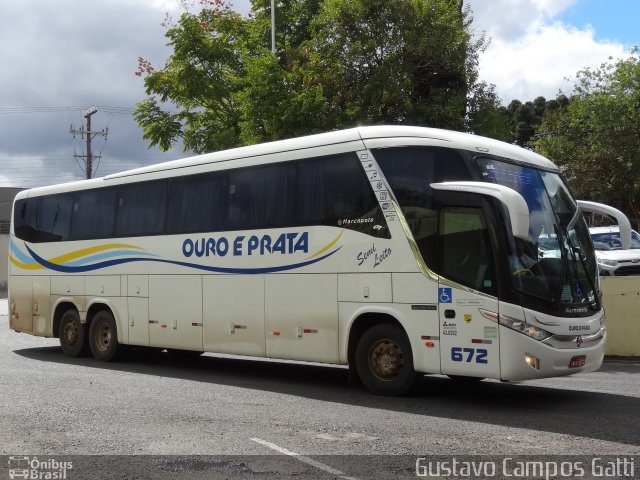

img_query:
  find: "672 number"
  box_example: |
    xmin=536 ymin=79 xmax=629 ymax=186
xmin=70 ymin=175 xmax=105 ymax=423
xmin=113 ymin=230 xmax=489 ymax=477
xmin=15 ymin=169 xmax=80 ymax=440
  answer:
xmin=451 ymin=347 xmax=488 ymax=364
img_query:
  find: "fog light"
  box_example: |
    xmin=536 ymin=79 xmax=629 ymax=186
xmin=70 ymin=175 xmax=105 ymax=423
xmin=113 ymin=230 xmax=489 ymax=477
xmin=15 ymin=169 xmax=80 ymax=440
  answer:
xmin=525 ymin=353 xmax=540 ymax=370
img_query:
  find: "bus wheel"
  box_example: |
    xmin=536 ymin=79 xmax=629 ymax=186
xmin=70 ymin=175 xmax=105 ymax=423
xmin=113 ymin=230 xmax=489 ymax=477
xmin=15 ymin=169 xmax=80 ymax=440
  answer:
xmin=89 ymin=311 xmax=120 ymax=362
xmin=59 ymin=309 xmax=87 ymax=357
xmin=355 ymin=324 xmax=417 ymax=396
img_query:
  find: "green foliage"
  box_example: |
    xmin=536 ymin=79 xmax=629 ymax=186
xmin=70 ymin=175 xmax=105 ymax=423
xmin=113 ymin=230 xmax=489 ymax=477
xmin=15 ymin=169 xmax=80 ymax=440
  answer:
xmin=134 ymin=0 xmax=487 ymax=153
xmin=134 ymin=7 xmax=252 ymax=152
xmin=533 ymin=53 xmax=640 ymax=220
xmin=234 ymin=53 xmax=329 ymax=144
xmin=466 ymin=81 xmax=512 ymax=141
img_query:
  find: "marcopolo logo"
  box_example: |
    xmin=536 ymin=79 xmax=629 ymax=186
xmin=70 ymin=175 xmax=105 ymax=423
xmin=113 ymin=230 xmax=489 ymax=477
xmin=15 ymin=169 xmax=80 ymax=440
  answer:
xmin=182 ymin=232 xmax=309 ymax=258
xmin=8 ymin=456 xmax=73 ymax=479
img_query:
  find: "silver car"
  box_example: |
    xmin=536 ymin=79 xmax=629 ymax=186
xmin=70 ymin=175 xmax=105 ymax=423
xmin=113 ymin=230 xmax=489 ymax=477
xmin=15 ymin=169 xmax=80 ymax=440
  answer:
xmin=590 ymin=226 xmax=640 ymax=276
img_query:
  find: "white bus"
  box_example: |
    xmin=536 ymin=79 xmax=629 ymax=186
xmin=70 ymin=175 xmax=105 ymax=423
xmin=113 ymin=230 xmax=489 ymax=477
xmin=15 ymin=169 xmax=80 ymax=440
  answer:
xmin=8 ymin=126 xmax=606 ymax=395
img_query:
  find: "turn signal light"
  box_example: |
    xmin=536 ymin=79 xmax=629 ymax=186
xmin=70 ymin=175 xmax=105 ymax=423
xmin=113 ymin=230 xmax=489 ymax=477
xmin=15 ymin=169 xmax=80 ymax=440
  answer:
xmin=525 ymin=353 xmax=540 ymax=370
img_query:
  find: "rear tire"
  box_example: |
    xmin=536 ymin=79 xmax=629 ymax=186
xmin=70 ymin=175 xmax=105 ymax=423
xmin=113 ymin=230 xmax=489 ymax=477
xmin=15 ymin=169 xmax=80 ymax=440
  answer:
xmin=355 ymin=324 xmax=417 ymax=396
xmin=89 ymin=310 xmax=121 ymax=362
xmin=59 ymin=309 xmax=88 ymax=357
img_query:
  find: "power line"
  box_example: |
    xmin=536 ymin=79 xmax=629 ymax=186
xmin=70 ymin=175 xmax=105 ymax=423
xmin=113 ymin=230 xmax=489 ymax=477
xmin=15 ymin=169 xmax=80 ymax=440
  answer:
xmin=0 ymin=105 xmax=135 ymax=115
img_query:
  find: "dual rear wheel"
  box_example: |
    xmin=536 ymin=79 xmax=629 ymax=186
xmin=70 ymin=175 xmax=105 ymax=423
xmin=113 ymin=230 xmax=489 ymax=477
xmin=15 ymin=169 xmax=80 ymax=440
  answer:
xmin=58 ymin=309 xmax=120 ymax=362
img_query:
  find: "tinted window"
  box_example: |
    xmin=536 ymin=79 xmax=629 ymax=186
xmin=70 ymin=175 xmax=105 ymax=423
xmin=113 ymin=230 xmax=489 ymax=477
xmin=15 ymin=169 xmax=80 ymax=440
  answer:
xmin=14 ymin=152 xmax=389 ymax=242
xmin=115 ymin=181 xmax=168 ymax=237
xmin=168 ymin=174 xmax=227 ymax=234
xmin=375 ymin=147 xmax=471 ymax=265
xmin=14 ymin=198 xmax=38 ymax=242
xmin=71 ymin=189 xmax=116 ymax=240
xmin=439 ymin=207 xmax=496 ymax=295
xmin=228 ymin=164 xmax=294 ymax=230
xmin=38 ymin=194 xmax=72 ymax=241
xmin=296 ymin=153 xmax=388 ymax=237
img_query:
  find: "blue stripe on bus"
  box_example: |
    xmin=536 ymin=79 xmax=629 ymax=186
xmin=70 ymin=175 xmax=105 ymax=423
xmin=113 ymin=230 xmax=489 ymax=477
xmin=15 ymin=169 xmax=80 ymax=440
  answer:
xmin=10 ymin=238 xmax=38 ymax=265
xmin=64 ymin=250 xmax=158 ymax=266
xmin=25 ymin=244 xmax=342 ymax=274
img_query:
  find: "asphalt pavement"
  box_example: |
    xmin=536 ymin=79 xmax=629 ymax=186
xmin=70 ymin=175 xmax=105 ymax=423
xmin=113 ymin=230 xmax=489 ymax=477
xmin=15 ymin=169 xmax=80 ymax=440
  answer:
xmin=0 ymin=298 xmax=638 ymax=479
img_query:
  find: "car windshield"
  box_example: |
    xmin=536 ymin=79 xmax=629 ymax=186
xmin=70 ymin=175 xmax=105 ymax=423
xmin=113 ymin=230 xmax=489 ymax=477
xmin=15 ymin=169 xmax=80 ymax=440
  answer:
xmin=478 ymin=159 xmax=599 ymax=316
xmin=590 ymin=231 xmax=640 ymax=250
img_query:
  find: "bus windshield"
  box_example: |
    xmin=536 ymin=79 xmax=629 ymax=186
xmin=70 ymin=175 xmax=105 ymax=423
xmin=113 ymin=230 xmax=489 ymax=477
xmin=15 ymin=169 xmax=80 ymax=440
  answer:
xmin=478 ymin=159 xmax=599 ymax=315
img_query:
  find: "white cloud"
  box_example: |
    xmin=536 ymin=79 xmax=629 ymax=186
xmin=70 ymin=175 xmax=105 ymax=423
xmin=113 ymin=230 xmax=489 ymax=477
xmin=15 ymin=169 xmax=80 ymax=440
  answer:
xmin=466 ymin=0 xmax=579 ymax=41
xmin=478 ymin=22 xmax=628 ymax=102
xmin=466 ymin=0 xmax=630 ymax=102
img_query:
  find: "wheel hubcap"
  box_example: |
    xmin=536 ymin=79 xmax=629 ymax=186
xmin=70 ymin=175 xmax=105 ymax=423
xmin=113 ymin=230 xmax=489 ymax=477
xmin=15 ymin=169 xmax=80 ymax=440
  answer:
xmin=369 ymin=339 xmax=404 ymax=381
xmin=95 ymin=321 xmax=111 ymax=353
xmin=63 ymin=322 xmax=78 ymax=346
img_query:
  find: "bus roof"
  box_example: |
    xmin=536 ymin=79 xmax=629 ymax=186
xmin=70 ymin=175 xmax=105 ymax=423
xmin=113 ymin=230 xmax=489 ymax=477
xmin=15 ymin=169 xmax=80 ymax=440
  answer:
xmin=16 ymin=125 xmax=558 ymax=199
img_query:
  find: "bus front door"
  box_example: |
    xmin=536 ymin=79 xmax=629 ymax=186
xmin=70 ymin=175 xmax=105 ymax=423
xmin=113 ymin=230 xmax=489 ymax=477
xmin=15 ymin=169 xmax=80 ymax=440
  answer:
xmin=437 ymin=204 xmax=501 ymax=379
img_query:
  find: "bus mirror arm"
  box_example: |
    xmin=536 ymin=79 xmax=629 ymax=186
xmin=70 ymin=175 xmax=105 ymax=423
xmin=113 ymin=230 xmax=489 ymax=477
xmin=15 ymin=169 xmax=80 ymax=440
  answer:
xmin=577 ymin=200 xmax=632 ymax=250
xmin=430 ymin=181 xmax=530 ymax=240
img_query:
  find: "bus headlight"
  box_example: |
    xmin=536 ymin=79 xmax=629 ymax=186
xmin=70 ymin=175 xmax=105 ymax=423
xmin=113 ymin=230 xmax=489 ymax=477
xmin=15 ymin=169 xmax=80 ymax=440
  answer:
xmin=499 ymin=314 xmax=553 ymax=341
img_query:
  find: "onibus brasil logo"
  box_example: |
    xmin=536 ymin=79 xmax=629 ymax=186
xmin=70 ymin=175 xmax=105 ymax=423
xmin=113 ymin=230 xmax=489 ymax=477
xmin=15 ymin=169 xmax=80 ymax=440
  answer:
xmin=8 ymin=456 xmax=73 ymax=479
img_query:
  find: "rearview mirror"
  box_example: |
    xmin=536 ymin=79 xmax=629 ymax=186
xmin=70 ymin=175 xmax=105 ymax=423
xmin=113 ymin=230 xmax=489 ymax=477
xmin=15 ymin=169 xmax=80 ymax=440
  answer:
xmin=430 ymin=181 xmax=530 ymax=240
xmin=577 ymin=200 xmax=632 ymax=250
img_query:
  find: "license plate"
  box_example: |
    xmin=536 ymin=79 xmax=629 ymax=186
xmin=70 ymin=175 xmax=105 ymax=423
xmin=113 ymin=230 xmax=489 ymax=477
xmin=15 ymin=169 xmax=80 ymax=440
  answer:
xmin=569 ymin=355 xmax=586 ymax=368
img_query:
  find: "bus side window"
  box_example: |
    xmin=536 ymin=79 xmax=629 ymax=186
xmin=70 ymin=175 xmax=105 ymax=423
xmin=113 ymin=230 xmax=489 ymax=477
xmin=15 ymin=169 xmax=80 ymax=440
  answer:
xmin=375 ymin=147 xmax=471 ymax=266
xmin=115 ymin=181 xmax=168 ymax=237
xmin=37 ymin=194 xmax=72 ymax=241
xmin=296 ymin=153 xmax=388 ymax=238
xmin=167 ymin=173 xmax=227 ymax=234
xmin=227 ymin=164 xmax=294 ymax=231
xmin=71 ymin=189 xmax=117 ymax=240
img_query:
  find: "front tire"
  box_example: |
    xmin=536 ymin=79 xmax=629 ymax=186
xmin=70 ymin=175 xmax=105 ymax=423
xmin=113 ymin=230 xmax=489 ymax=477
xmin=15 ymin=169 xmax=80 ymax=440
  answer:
xmin=89 ymin=310 xmax=121 ymax=362
xmin=59 ymin=309 xmax=88 ymax=357
xmin=355 ymin=324 xmax=417 ymax=396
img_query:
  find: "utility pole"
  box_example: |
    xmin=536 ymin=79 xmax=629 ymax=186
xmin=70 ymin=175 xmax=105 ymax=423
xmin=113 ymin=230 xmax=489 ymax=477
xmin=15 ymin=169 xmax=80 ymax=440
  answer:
xmin=70 ymin=106 xmax=108 ymax=179
xmin=271 ymin=0 xmax=276 ymax=53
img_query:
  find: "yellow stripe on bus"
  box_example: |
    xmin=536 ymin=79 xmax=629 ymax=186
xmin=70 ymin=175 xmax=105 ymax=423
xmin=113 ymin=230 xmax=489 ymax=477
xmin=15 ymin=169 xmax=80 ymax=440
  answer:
xmin=307 ymin=231 xmax=343 ymax=259
xmin=9 ymin=256 xmax=43 ymax=270
xmin=48 ymin=243 xmax=145 ymax=265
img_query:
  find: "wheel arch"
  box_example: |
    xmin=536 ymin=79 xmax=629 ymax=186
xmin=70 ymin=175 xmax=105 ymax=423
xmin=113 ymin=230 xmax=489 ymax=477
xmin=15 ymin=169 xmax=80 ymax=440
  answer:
xmin=86 ymin=301 xmax=121 ymax=341
xmin=52 ymin=300 xmax=80 ymax=338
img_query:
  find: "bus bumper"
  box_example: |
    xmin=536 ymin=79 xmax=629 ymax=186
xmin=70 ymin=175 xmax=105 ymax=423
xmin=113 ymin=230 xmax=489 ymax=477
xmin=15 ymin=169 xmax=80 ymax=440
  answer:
xmin=499 ymin=326 xmax=606 ymax=381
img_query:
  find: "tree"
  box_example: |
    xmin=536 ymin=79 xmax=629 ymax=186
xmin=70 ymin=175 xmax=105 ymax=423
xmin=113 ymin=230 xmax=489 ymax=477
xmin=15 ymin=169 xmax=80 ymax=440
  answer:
xmin=134 ymin=3 xmax=254 ymax=153
xmin=533 ymin=52 xmax=640 ymax=220
xmin=134 ymin=0 xmax=488 ymax=153
xmin=465 ymin=81 xmax=512 ymax=141
xmin=307 ymin=0 xmax=480 ymax=129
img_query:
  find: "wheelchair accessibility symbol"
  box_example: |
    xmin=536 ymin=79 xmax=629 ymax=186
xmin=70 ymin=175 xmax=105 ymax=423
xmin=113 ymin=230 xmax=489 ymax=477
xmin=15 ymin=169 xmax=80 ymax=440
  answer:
xmin=439 ymin=288 xmax=452 ymax=303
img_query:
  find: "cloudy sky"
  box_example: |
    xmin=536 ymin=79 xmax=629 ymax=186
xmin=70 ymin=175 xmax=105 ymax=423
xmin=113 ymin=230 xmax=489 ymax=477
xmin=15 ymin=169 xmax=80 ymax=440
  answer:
xmin=0 ymin=0 xmax=637 ymax=188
